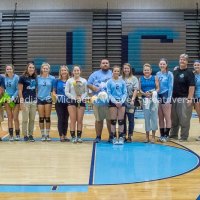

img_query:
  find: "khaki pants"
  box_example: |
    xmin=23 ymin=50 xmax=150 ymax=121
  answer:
xmin=170 ymin=98 xmax=193 ymax=140
xmin=93 ymin=105 xmax=110 ymax=121
xmin=22 ymin=102 xmax=37 ymax=136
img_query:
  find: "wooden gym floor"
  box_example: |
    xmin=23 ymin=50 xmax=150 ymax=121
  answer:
xmin=0 ymin=110 xmax=199 ymax=200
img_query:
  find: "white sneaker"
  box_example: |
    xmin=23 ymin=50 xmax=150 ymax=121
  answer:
xmin=164 ymin=136 xmax=169 ymax=142
xmin=15 ymin=135 xmax=20 ymax=141
xmin=46 ymin=135 xmax=51 ymax=141
xmin=118 ymin=137 xmax=124 ymax=145
xmin=71 ymin=137 xmax=77 ymax=143
xmin=159 ymin=137 xmax=164 ymax=142
xmin=112 ymin=137 xmax=118 ymax=145
xmin=41 ymin=135 xmax=46 ymax=142
xmin=77 ymin=137 xmax=83 ymax=143
xmin=9 ymin=136 xmax=14 ymax=142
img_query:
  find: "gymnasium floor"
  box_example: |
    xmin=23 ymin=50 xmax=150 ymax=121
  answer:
xmin=0 ymin=109 xmax=199 ymax=200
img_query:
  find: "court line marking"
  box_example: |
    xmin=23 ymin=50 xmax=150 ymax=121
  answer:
xmin=89 ymin=142 xmax=96 ymax=185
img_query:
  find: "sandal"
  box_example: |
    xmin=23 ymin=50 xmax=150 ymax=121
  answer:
xmin=151 ymin=138 xmax=155 ymax=143
xmin=144 ymin=139 xmax=149 ymax=143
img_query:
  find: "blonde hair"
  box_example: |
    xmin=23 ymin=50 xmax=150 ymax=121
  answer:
xmin=5 ymin=64 xmax=14 ymax=77
xmin=59 ymin=65 xmax=69 ymax=80
xmin=112 ymin=65 xmax=121 ymax=71
xmin=40 ymin=62 xmax=50 ymax=75
xmin=143 ymin=63 xmax=152 ymax=69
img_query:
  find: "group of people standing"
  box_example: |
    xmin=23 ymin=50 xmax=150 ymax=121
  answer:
xmin=0 ymin=54 xmax=199 ymax=144
xmin=0 ymin=63 xmax=87 ymax=142
xmin=89 ymin=54 xmax=199 ymax=144
xmin=139 ymin=54 xmax=200 ymax=143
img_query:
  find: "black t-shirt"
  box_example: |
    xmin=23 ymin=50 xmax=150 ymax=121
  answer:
xmin=18 ymin=75 xmax=37 ymax=102
xmin=0 ymin=75 xmax=5 ymax=89
xmin=172 ymin=68 xmax=195 ymax=98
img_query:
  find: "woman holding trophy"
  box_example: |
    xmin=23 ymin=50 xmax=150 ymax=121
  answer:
xmin=65 ymin=65 xmax=87 ymax=143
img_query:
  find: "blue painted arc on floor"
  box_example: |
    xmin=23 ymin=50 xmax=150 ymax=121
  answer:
xmin=0 ymin=142 xmax=199 ymax=193
xmin=93 ymin=142 xmax=199 ymax=185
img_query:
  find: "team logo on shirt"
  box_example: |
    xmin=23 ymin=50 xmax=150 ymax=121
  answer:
xmin=116 ymin=84 xmax=119 ymax=90
xmin=179 ymin=74 xmax=184 ymax=78
xmin=27 ymin=80 xmax=36 ymax=90
xmin=43 ymin=81 xmax=47 ymax=86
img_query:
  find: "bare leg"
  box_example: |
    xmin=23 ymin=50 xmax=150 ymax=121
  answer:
xmin=13 ymin=104 xmax=20 ymax=131
xmin=117 ymin=106 xmax=125 ymax=133
xmin=152 ymin=130 xmax=156 ymax=143
xmin=145 ymin=131 xmax=150 ymax=143
xmin=68 ymin=105 xmax=77 ymax=132
xmin=95 ymin=120 xmax=103 ymax=137
xmin=37 ymin=105 xmax=45 ymax=130
xmin=109 ymin=107 xmax=118 ymax=135
xmin=195 ymin=102 xmax=200 ymax=123
xmin=106 ymin=119 xmax=111 ymax=135
xmin=44 ymin=104 xmax=52 ymax=130
xmin=77 ymin=106 xmax=85 ymax=132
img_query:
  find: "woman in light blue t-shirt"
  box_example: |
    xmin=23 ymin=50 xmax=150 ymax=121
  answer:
xmin=107 ymin=65 xmax=127 ymax=144
xmin=4 ymin=64 xmax=20 ymax=141
xmin=156 ymin=58 xmax=173 ymax=142
xmin=37 ymin=63 xmax=55 ymax=142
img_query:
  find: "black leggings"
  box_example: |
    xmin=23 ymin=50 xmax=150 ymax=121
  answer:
xmin=55 ymin=103 xmax=69 ymax=137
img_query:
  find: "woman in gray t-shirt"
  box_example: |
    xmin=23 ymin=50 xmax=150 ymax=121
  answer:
xmin=122 ymin=63 xmax=139 ymax=142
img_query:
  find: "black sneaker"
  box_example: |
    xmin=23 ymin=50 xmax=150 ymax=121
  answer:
xmin=94 ymin=136 xmax=101 ymax=143
xmin=24 ymin=136 xmax=29 ymax=141
xmin=15 ymin=135 xmax=20 ymax=141
xmin=108 ymin=136 xmax=113 ymax=143
xmin=64 ymin=137 xmax=70 ymax=142
xmin=127 ymin=136 xmax=132 ymax=143
xmin=29 ymin=135 xmax=35 ymax=142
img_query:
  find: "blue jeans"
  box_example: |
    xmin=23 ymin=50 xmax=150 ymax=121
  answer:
xmin=124 ymin=111 xmax=135 ymax=136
